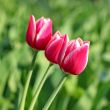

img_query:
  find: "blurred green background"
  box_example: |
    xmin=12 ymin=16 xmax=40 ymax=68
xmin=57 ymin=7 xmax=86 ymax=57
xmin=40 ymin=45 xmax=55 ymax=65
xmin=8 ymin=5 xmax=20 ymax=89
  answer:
xmin=0 ymin=0 xmax=110 ymax=110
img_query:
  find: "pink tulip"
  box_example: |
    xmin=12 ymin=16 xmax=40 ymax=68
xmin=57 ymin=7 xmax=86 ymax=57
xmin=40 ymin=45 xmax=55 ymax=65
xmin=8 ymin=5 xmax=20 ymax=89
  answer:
xmin=60 ymin=38 xmax=90 ymax=75
xmin=45 ymin=31 xmax=69 ymax=64
xmin=26 ymin=15 xmax=52 ymax=50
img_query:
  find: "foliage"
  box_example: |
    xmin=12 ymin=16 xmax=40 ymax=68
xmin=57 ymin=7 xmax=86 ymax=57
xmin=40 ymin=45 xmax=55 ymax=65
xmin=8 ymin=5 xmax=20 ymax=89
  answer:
xmin=0 ymin=0 xmax=110 ymax=110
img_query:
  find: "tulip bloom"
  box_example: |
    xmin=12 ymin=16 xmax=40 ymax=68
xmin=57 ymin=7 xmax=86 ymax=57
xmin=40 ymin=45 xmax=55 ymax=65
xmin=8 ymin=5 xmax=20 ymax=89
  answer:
xmin=45 ymin=31 xmax=69 ymax=64
xmin=60 ymin=38 xmax=90 ymax=75
xmin=26 ymin=15 xmax=52 ymax=50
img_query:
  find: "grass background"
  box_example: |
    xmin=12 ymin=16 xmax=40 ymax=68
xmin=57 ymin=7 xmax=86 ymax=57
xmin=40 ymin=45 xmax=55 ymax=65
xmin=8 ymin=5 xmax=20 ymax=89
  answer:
xmin=0 ymin=0 xmax=110 ymax=110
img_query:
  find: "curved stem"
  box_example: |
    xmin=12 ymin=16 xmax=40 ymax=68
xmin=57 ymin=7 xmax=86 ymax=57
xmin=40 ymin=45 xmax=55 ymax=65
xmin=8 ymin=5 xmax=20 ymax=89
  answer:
xmin=29 ymin=63 xmax=53 ymax=110
xmin=19 ymin=51 xmax=38 ymax=110
xmin=42 ymin=74 xmax=68 ymax=110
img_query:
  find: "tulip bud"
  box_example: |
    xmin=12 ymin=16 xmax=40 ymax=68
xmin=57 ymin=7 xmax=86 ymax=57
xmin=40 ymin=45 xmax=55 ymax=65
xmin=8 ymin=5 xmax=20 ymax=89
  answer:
xmin=26 ymin=15 xmax=52 ymax=50
xmin=45 ymin=31 xmax=69 ymax=64
xmin=60 ymin=38 xmax=90 ymax=75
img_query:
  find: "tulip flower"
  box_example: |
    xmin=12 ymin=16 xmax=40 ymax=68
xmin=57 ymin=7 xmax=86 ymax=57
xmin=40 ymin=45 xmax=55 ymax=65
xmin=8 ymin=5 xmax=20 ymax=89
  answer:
xmin=26 ymin=15 xmax=52 ymax=50
xmin=60 ymin=38 xmax=90 ymax=75
xmin=45 ymin=31 xmax=69 ymax=64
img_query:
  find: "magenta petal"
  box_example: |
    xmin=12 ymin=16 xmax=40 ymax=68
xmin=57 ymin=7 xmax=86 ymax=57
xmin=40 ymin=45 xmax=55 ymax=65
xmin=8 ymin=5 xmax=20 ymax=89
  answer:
xmin=36 ymin=17 xmax=45 ymax=34
xmin=47 ymin=31 xmax=61 ymax=46
xmin=35 ymin=19 xmax=52 ymax=50
xmin=57 ymin=34 xmax=69 ymax=64
xmin=26 ymin=15 xmax=36 ymax=48
xmin=45 ymin=39 xmax=63 ymax=63
xmin=64 ymin=40 xmax=75 ymax=58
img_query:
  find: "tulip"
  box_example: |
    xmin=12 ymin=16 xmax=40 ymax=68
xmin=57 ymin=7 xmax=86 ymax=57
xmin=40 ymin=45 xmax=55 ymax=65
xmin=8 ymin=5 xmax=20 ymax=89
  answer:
xmin=60 ymin=38 xmax=90 ymax=75
xmin=45 ymin=31 xmax=69 ymax=64
xmin=26 ymin=15 xmax=52 ymax=50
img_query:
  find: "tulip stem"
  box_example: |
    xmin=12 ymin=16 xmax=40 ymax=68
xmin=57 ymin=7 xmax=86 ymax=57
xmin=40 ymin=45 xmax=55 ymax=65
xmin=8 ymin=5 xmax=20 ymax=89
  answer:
xmin=42 ymin=74 xmax=68 ymax=110
xmin=19 ymin=51 xmax=38 ymax=110
xmin=28 ymin=63 xmax=53 ymax=110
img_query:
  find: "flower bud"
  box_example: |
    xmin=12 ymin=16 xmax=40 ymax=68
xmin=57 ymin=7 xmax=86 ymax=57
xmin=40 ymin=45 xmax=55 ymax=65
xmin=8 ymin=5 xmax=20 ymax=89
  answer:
xmin=26 ymin=15 xmax=52 ymax=50
xmin=45 ymin=31 xmax=69 ymax=64
xmin=60 ymin=38 xmax=90 ymax=75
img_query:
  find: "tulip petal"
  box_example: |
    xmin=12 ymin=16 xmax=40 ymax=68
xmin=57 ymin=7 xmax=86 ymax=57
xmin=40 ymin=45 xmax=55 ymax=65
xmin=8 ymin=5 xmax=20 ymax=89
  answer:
xmin=45 ymin=38 xmax=63 ymax=63
xmin=26 ymin=15 xmax=36 ymax=48
xmin=46 ymin=31 xmax=61 ymax=47
xmin=64 ymin=40 xmax=75 ymax=58
xmin=63 ymin=40 xmax=81 ymax=60
xmin=35 ymin=19 xmax=52 ymax=50
xmin=57 ymin=34 xmax=69 ymax=64
xmin=36 ymin=17 xmax=45 ymax=34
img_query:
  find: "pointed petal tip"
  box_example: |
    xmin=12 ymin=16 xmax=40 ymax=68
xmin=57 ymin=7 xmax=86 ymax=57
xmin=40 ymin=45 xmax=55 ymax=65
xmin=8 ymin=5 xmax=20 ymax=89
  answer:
xmin=84 ymin=40 xmax=90 ymax=47
xmin=53 ymin=31 xmax=62 ymax=38
xmin=76 ymin=37 xmax=83 ymax=46
xmin=29 ymin=15 xmax=36 ymax=26
xmin=76 ymin=37 xmax=90 ymax=46
xmin=41 ymin=16 xmax=44 ymax=19
xmin=56 ymin=31 xmax=61 ymax=34
xmin=30 ymin=15 xmax=34 ymax=17
xmin=30 ymin=15 xmax=35 ymax=21
xmin=43 ymin=17 xmax=52 ymax=24
xmin=87 ymin=40 xmax=90 ymax=45
xmin=63 ymin=34 xmax=69 ymax=42
xmin=76 ymin=37 xmax=83 ymax=41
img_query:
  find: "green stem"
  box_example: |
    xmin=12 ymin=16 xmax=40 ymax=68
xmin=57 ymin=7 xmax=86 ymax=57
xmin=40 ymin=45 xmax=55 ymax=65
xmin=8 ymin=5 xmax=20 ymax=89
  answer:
xmin=42 ymin=74 xmax=68 ymax=110
xmin=29 ymin=63 xmax=53 ymax=110
xmin=19 ymin=51 xmax=38 ymax=110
